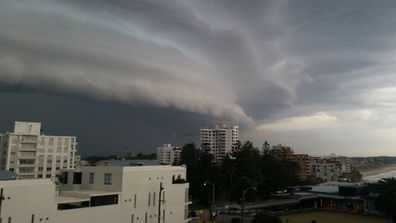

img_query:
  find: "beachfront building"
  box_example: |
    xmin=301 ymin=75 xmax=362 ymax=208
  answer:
xmin=335 ymin=156 xmax=353 ymax=173
xmin=309 ymin=157 xmax=341 ymax=182
xmin=157 ymin=144 xmax=182 ymax=165
xmin=0 ymin=121 xmax=77 ymax=181
xmin=0 ymin=165 xmax=190 ymax=223
xmin=200 ymin=123 xmax=239 ymax=163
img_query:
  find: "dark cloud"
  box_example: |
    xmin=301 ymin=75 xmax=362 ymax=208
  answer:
xmin=0 ymin=92 xmax=211 ymax=155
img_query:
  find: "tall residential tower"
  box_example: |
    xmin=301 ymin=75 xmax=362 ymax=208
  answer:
xmin=200 ymin=123 xmax=239 ymax=163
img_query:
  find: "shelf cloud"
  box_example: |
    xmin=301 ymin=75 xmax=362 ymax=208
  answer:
xmin=2 ymin=0 xmax=396 ymax=155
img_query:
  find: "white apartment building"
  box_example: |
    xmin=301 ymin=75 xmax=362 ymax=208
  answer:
xmin=309 ymin=157 xmax=341 ymax=182
xmin=157 ymin=144 xmax=182 ymax=165
xmin=200 ymin=123 xmax=239 ymax=163
xmin=0 ymin=165 xmax=190 ymax=223
xmin=0 ymin=121 xmax=77 ymax=181
xmin=335 ymin=156 xmax=352 ymax=174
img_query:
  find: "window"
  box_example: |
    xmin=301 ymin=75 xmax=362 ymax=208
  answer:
xmin=90 ymin=194 xmax=118 ymax=207
xmin=19 ymin=159 xmax=35 ymax=165
xmin=153 ymin=192 xmax=156 ymax=206
xmin=163 ymin=209 xmax=165 ymax=223
xmin=19 ymin=167 xmax=34 ymax=173
xmin=104 ymin=173 xmax=112 ymax=185
xmin=47 ymin=167 xmax=51 ymax=171
xmin=148 ymin=193 xmax=151 ymax=206
xmin=162 ymin=191 xmax=165 ymax=204
xmin=134 ymin=194 xmax=137 ymax=208
xmin=89 ymin=172 xmax=94 ymax=184
xmin=73 ymin=172 xmax=82 ymax=184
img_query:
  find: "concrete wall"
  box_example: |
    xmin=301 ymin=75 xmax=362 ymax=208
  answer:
xmin=0 ymin=179 xmax=56 ymax=222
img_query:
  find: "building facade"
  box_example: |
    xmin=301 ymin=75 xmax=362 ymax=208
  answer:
xmin=334 ymin=156 xmax=352 ymax=174
xmin=0 ymin=121 xmax=77 ymax=181
xmin=157 ymin=144 xmax=182 ymax=165
xmin=0 ymin=165 xmax=190 ymax=223
xmin=291 ymin=154 xmax=311 ymax=181
xmin=199 ymin=123 xmax=239 ymax=163
xmin=309 ymin=157 xmax=341 ymax=182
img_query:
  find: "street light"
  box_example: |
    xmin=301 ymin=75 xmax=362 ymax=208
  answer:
xmin=203 ymin=181 xmax=215 ymax=210
xmin=241 ymin=187 xmax=256 ymax=223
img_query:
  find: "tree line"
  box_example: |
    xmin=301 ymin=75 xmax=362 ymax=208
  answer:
xmin=180 ymin=141 xmax=300 ymax=206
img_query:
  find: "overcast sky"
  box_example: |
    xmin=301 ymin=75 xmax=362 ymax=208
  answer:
xmin=1 ymin=0 xmax=396 ymax=156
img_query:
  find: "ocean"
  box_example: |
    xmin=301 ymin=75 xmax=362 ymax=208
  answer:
xmin=362 ymin=170 xmax=396 ymax=182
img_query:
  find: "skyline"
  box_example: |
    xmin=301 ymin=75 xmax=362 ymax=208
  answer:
xmin=1 ymin=0 xmax=396 ymax=156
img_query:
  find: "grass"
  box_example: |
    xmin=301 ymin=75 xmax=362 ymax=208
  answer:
xmin=279 ymin=211 xmax=389 ymax=223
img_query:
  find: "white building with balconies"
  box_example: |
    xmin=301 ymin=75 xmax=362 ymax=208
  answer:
xmin=157 ymin=144 xmax=182 ymax=165
xmin=0 ymin=165 xmax=190 ymax=223
xmin=0 ymin=121 xmax=77 ymax=181
xmin=200 ymin=123 xmax=239 ymax=163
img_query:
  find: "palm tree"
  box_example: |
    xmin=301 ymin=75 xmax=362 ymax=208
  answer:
xmin=376 ymin=177 xmax=396 ymax=222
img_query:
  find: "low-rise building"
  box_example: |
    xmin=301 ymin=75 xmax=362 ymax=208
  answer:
xmin=157 ymin=144 xmax=182 ymax=165
xmin=0 ymin=165 xmax=190 ymax=223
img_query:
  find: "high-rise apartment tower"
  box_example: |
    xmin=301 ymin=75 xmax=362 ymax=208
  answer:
xmin=199 ymin=123 xmax=238 ymax=163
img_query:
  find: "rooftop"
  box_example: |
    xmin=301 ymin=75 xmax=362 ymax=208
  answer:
xmin=95 ymin=159 xmax=161 ymax=166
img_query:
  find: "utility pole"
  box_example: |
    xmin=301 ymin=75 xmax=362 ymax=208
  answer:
xmin=158 ymin=182 xmax=164 ymax=223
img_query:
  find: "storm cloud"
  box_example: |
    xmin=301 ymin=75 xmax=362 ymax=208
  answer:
xmin=1 ymin=0 xmax=396 ymax=155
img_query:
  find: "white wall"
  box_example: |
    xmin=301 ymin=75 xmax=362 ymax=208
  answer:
xmin=0 ymin=179 xmax=56 ymax=222
xmin=0 ymin=165 xmax=189 ymax=223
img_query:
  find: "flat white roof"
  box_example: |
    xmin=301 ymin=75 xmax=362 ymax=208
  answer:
xmin=60 ymin=190 xmax=120 ymax=198
xmin=79 ymin=165 xmax=186 ymax=172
